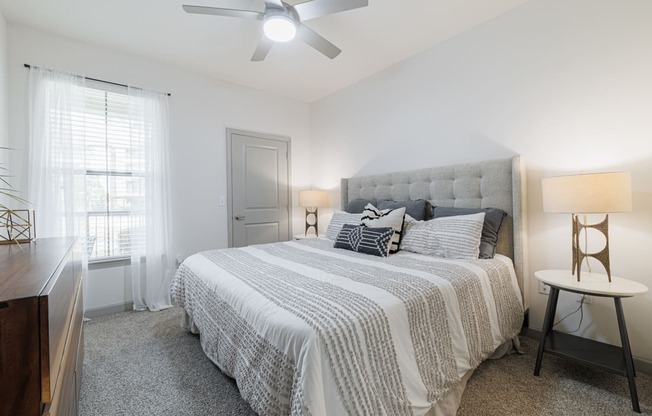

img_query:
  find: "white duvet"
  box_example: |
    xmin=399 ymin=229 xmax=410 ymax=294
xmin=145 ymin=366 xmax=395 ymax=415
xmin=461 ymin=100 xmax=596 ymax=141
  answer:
xmin=171 ymin=238 xmax=523 ymax=416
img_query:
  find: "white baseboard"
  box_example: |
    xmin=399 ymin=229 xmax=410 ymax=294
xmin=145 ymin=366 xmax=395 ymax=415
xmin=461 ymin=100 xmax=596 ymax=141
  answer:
xmin=84 ymin=301 xmax=134 ymax=319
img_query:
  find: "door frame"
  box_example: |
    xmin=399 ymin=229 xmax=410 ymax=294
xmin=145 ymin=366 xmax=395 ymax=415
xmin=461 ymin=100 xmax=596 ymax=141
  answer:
xmin=226 ymin=128 xmax=292 ymax=248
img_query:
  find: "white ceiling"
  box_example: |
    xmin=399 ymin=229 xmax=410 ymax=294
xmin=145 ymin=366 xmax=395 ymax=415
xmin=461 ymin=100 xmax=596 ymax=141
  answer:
xmin=0 ymin=0 xmax=528 ymax=102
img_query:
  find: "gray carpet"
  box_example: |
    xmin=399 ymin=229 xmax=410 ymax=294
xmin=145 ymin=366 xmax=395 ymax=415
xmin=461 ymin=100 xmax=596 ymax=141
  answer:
xmin=79 ymin=307 xmax=651 ymax=415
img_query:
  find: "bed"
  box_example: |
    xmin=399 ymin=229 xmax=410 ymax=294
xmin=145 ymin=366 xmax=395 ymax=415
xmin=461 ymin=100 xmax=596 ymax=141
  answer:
xmin=171 ymin=156 xmax=529 ymax=416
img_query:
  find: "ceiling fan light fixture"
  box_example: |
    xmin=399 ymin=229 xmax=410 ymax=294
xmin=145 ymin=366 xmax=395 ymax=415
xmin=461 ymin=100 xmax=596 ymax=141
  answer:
xmin=263 ymin=15 xmax=296 ymax=42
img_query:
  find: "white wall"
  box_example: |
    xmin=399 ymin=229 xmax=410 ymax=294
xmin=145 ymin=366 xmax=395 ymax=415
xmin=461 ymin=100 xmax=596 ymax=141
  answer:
xmin=312 ymin=0 xmax=652 ymax=363
xmin=7 ymin=25 xmax=312 ymax=312
xmin=0 ymin=10 xmax=7 ymax=160
xmin=0 ymin=10 xmax=11 ymax=211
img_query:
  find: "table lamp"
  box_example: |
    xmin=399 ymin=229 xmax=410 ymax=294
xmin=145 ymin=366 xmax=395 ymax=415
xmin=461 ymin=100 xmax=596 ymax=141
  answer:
xmin=298 ymin=190 xmax=327 ymax=236
xmin=542 ymin=172 xmax=632 ymax=282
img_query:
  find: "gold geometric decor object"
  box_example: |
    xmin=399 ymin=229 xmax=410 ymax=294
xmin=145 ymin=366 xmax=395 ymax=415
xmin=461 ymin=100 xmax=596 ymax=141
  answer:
xmin=572 ymin=214 xmax=611 ymax=282
xmin=298 ymin=190 xmax=328 ymax=237
xmin=0 ymin=209 xmax=36 ymax=245
xmin=304 ymin=207 xmax=319 ymax=236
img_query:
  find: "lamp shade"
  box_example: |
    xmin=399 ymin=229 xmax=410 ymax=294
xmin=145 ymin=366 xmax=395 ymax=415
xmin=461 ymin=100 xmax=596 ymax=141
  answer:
xmin=542 ymin=172 xmax=632 ymax=213
xmin=298 ymin=190 xmax=327 ymax=208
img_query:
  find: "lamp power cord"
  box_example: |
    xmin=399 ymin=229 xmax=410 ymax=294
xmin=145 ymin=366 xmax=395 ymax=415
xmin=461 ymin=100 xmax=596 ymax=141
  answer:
xmin=553 ymin=295 xmax=587 ymax=334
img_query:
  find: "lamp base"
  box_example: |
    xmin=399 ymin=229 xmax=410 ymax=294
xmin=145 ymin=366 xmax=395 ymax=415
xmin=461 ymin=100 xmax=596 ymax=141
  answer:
xmin=572 ymin=214 xmax=611 ymax=282
xmin=304 ymin=207 xmax=319 ymax=236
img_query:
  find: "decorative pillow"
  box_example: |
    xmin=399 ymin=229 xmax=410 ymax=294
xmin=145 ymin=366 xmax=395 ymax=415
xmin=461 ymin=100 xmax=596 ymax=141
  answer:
xmin=345 ymin=199 xmax=378 ymax=214
xmin=334 ymin=224 xmax=394 ymax=257
xmin=401 ymin=213 xmax=486 ymax=259
xmin=432 ymin=207 xmax=507 ymax=259
xmin=377 ymin=199 xmax=432 ymax=221
xmin=401 ymin=215 xmax=438 ymax=255
xmin=325 ymin=211 xmax=363 ymax=241
xmin=361 ymin=203 xmax=406 ymax=254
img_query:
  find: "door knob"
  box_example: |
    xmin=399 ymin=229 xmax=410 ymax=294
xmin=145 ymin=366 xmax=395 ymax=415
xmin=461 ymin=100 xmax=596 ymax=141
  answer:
xmin=235 ymin=215 xmax=246 ymax=221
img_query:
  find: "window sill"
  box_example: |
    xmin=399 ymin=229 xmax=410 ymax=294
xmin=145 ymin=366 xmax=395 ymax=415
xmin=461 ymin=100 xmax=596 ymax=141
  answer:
xmin=88 ymin=256 xmax=149 ymax=270
xmin=89 ymin=257 xmax=130 ymax=270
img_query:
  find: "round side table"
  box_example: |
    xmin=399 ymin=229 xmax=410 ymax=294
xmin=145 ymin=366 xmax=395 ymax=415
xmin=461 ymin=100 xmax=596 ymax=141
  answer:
xmin=534 ymin=270 xmax=648 ymax=413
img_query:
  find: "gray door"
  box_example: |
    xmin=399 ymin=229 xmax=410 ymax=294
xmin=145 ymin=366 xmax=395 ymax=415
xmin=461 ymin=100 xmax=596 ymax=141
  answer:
xmin=227 ymin=129 xmax=290 ymax=247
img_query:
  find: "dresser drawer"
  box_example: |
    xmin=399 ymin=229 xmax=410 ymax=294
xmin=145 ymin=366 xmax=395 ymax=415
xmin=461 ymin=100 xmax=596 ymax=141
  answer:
xmin=39 ymin=245 xmax=80 ymax=404
xmin=43 ymin=280 xmax=83 ymax=416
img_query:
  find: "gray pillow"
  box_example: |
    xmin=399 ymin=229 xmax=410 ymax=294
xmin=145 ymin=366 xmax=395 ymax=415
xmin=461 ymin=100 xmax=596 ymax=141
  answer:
xmin=378 ymin=199 xmax=432 ymax=221
xmin=431 ymin=207 xmax=507 ymax=259
xmin=345 ymin=199 xmax=377 ymax=214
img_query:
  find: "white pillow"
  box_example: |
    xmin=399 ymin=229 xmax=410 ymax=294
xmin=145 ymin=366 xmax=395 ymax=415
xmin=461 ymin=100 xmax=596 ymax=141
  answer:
xmin=325 ymin=211 xmax=363 ymax=241
xmin=401 ymin=215 xmax=438 ymax=255
xmin=361 ymin=203 xmax=406 ymax=254
xmin=401 ymin=212 xmax=486 ymax=259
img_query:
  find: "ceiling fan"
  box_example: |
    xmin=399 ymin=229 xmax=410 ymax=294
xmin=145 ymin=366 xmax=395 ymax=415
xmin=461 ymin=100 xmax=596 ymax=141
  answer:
xmin=182 ymin=0 xmax=369 ymax=61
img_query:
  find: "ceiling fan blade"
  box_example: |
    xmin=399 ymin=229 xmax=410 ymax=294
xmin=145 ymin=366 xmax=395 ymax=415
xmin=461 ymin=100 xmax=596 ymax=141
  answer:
xmin=293 ymin=0 xmax=368 ymax=21
xmin=263 ymin=0 xmax=285 ymax=9
xmin=297 ymin=25 xmax=341 ymax=59
xmin=251 ymin=37 xmax=274 ymax=61
xmin=182 ymin=5 xmax=264 ymax=20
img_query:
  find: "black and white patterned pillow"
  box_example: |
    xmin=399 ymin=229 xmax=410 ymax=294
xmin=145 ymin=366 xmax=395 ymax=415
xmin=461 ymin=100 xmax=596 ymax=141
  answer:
xmin=325 ymin=211 xmax=363 ymax=241
xmin=361 ymin=204 xmax=406 ymax=254
xmin=334 ymin=224 xmax=394 ymax=257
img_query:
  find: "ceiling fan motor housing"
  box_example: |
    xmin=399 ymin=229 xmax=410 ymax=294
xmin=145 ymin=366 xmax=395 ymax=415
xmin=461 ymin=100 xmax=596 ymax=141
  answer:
xmin=264 ymin=4 xmax=299 ymax=23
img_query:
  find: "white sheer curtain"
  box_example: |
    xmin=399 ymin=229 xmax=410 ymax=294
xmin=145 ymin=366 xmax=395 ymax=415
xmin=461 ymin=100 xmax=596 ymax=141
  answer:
xmin=28 ymin=66 xmax=173 ymax=312
xmin=127 ymin=87 xmax=174 ymax=311
xmin=28 ymin=67 xmax=88 ymax=240
xmin=27 ymin=68 xmax=90 ymax=291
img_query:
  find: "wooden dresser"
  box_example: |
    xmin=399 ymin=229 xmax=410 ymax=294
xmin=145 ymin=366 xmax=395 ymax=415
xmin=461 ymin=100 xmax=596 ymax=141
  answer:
xmin=0 ymin=237 xmax=84 ymax=416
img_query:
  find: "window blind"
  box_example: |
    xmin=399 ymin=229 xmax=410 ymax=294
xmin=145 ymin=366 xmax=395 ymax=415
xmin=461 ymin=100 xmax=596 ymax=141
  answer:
xmin=67 ymin=85 xmax=148 ymax=260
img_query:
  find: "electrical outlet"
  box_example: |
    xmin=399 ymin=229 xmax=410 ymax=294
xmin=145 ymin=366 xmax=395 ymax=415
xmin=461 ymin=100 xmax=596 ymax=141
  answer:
xmin=576 ymin=294 xmax=592 ymax=304
xmin=538 ymin=280 xmax=550 ymax=295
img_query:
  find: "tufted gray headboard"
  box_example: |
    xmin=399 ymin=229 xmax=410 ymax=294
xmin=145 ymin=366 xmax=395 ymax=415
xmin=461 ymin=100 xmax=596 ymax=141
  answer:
xmin=341 ymin=156 xmax=529 ymax=310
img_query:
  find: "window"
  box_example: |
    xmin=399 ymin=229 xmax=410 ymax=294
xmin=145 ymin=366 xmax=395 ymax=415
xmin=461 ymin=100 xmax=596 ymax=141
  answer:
xmin=30 ymin=67 xmax=172 ymax=309
xmin=69 ymin=84 xmax=147 ymax=260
